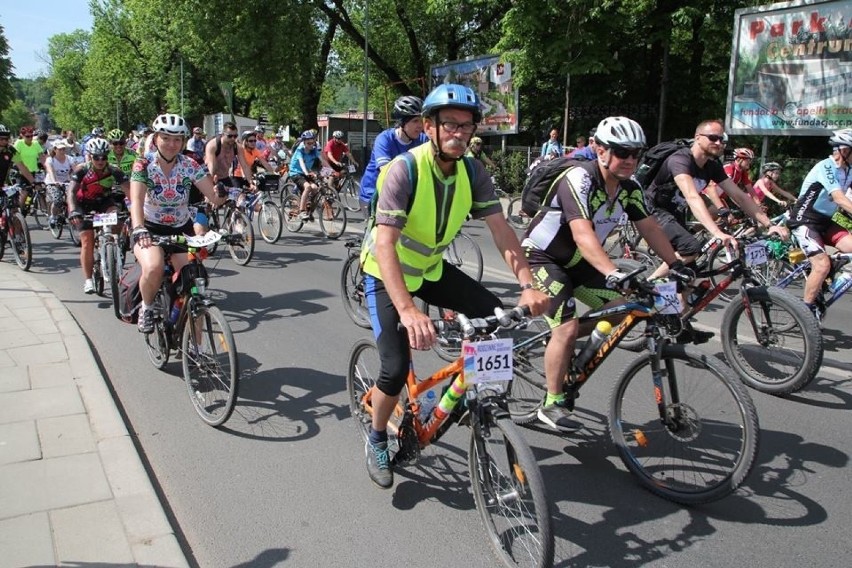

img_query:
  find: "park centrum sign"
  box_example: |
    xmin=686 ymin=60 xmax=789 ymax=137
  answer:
xmin=726 ymin=0 xmax=852 ymax=136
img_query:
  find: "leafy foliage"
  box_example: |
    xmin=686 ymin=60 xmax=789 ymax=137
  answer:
xmin=0 ymin=25 xmax=15 ymax=115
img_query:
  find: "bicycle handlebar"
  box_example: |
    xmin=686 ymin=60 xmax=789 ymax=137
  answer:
xmin=433 ymin=305 xmax=532 ymax=339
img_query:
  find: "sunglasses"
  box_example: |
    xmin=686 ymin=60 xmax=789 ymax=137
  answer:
xmin=698 ymin=133 xmax=727 ymax=143
xmin=610 ymin=146 xmax=643 ymax=160
xmin=92 ymin=155 xmax=108 ymax=161
xmin=246 ymin=139 xmax=256 ymax=143
xmin=225 ymin=134 xmax=238 ymax=139
xmin=112 ymin=141 xmax=126 ymax=146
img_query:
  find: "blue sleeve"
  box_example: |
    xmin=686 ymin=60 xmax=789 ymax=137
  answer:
xmin=372 ymin=131 xmax=396 ymax=169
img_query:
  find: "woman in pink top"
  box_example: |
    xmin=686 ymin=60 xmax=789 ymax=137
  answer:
xmin=751 ymin=162 xmax=797 ymax=210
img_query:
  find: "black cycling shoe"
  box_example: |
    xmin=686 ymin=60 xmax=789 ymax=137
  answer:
xmin=676 ymin=321 xmax=714 ymax=345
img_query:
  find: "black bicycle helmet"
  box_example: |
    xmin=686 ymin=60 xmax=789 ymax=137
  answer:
xmin=392 ymin=96 xmax=424 ymax=120
xmin=0 ymin=124 xmax=11 ymax=136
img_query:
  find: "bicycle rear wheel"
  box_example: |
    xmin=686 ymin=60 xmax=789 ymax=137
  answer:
xmin=469 ymin=413 xmax=554 ymax=568
xmin=505 ymin=318 xmax=550 ymax=424
xmin=506 ymin=197 xmax=530 ymax=230
xmin=9 ymin=212 xmax=32 ymax=271
xmin=341 ymin=177 xmax=362 ymax=212
xmin=68 ymin=222 xmax=81 ymax=247
xmin=445 ymin=232 xmax=483 ymax=282
xmin=257 ymin=201 xmax=283 ymax=243
xmin=281 ymin=194 xmax=304 ymax=232
xmin=341 ymin=255 xmax=371 ymax=329
xmin=144 ymin=289 xmax=171 ymax=369
xmin=182 ymin=303 xmax=239 ymax=427
xmin=721 ymin=285 xmax=822 ymax=394
xmin=318 ymin=193 xmax=347 ymax=239
xmin=49 ymin=217 xmax=64 ymax=239
xmin=226 ymin=209 xmax=254 ymax=265
xmin=609 ymin=344 xmax=759 ymax=505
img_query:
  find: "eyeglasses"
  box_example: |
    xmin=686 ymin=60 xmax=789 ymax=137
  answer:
xmin=440 ymin=121 xmax=477 ymax=134
xmin=225 ymin=134 xmax=238 ymax=139
xmin=610 ymin=146 xmax=643 ymax=160
xmin=698 ymin=133 xmax=727 ymax=144
xmin=245 ymin=139 xmax=256 ymax=143
xmin=91 ymin=155 xmax=108 ymax=161
xmin=112 ymin=141 xmax=125 ymax=146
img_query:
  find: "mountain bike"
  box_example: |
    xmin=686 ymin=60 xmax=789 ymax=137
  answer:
xmin=334 ymin=164 xmax=362 ymax=212
xmin=77 ymin=211 xmax=128 ymax=298
xmin=26 ymin=175 xmax=51 ymax=230
xmin=504 ymin=267 xmax=760 ymax=505
xmin=340 ymin=237 xmax=371 ymax=329
xmin=205 ymin=190 xmax=255 ymax=265
xmin=346 ymin=307 xmax=553 ymax=567
xmin=240 ymin=180 xmax=283 ymax=244
xmin=142 ymin=232 xmax=239 ymax=427
xmin=0 ymin=185 xmax=33 ymax=271
xmin=281 ymin=180 xmax=347 ymax=239
xmin=774 ymin=250 xmax=852 ymax=323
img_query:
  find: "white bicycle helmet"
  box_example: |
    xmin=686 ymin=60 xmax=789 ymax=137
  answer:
xmin=86 ymin=138 xmax=110 ymax=156
xmin=332 ymin=130 xmax=344 ymax=139
xmin=0 ymin=124 xmax=10 ymax=136
xmin=151 ymin=113 xmax=189 ymax=136
xmin=829 ymin=129 xmax=852 ymax=148
xmin=593 ymin=116 xmax=646 ymax=148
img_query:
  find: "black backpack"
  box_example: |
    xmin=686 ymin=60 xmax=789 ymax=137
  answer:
xmin=520 ymin=156 xmax=589 ymax=216
xmin=634 ymin=139 xmax=692 ymax=188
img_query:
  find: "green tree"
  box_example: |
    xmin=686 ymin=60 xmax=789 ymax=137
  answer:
xmin=45 ymin=30 xmax=91 ymax=132
xmin=0 ymin=99 xmax=35 ymax=132
xmin=0 ymin=25 xmax=15 ymax=114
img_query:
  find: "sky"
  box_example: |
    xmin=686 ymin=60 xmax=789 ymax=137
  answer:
xmin=2 ymin=3 xmax=94 ymax=78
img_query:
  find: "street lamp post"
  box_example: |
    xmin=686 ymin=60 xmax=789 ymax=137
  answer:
xmin=362 ymin=0 xmax=369 ymax=166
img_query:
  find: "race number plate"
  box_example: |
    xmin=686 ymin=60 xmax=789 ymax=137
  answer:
xmin=185 ymin=231 xmax=222 ymax=248
xmin=92 ymin=212 xmax=118 ymax=227
xmin=745 ymin=241 xmax=768 ymax=267
xmin=463 ymin=338 xmax=513 ymax=391
xmin=347 ymin=165 xmax=356 ymax=173
xmin=654 ymin=280 xmax=682 ymax=315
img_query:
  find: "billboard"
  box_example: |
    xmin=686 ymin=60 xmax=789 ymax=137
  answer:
xmin=726 ymin=0 xmax=852 ymax=135
xmin=430 ymin=54 xmax=519 ymax=135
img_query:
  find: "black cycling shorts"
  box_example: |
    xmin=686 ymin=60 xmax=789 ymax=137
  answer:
xmin=77 ymin=197 xmax=118 ymax=231
xmin=144 ymin=220 xmax=195 ymax=254
xmin=652 ymin=208 xmax=702 ymax=257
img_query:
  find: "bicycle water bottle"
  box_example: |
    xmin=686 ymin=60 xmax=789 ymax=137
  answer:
xmin=829 ymin=271 xmax=852 ymax=297
xmin=169 ymin=297 xmax=184 ymax=325
xmin=418 ymin=389 xmax=438 ymax=421
xmin=573 ymin=321 xmax=612 ymax=373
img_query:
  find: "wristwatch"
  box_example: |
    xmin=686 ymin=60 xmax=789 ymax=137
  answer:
xmin=520 ymin=282 xmax=535 ymax=291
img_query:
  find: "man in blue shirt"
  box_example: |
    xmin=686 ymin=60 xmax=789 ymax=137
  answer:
xmin=289 ymin=130 xmax=322 ymax=220
xmin=358 ymin=96 xmax=428 ymax=213
xmin=540 ymin=128 xmax=563 ymax=158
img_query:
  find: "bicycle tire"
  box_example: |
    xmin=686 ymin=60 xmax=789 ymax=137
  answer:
xmin=505 ymin=318 xmax=550 ymax=425
xmin=104 ymin=241 xmax=120 ymax=295
xmin=256 ymin=201 xmax=283 ymax=243
xmin=445 ymin=232 xmax=483 ymax=282
xmin=318 ymin=192 xmax=347 ymax=239
xmin=341 ymin=255 xmax=371 ymax=329
xmin=281 ymin=194 xmax=304 ymax=233
xmin=182 ymin=302 xmax=239 ymax=427
xmin=469 ymin=413 xmax=554 ymax=568
xmin=416 ymin=300 xmax=461 ymax=362
xmin=278 ymin=180 xmax=298 ymax=207
xmin=226 ymin=209 xmax=255 ymax=265
xmin=145 ymin=289 xmax=171 ymax=369
xmin=9 ymin=212 xmax=32 ymax=271
xmin=49 ymin=217 xmax=63 ymax=239
xmin=68 ymin=222 xmax=81 ymax=247
xmin=341 ymin=177 xmax=362 ymax=212
xmin=506 ymin=197 xmax=530 ymax=230
xmin=721 ymin=285 xmax=823 ymax=395
xmin=609 ymin=343 xmax=759 ymax=505
xmin=29 ymin=197 xmax=46 ymax=230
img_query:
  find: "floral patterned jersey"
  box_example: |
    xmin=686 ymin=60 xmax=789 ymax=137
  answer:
xmin=131 ymin=152 xmax=208 ymax=227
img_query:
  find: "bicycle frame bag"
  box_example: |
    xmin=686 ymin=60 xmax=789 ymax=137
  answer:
xmin=117 ymin=262 xmax=143 ymax=323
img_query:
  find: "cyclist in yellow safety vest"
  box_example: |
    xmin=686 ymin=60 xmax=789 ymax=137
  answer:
xmin=358 ymin=83 xmax=549 ymax=489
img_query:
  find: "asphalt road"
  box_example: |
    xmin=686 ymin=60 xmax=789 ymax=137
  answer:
xmin=16 ymin=212 xmax=852 ymax=568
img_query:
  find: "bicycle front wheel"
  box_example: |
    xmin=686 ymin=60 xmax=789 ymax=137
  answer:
xmin=9 ymin=212 xmax=32 ymax=271
xmin=68 ymin=222 xmax=81 ymax=247
xmin=506 ymin=197 xmax=530 ymax=230
xmin=182 ymin=303 xmax=239 ymax=427
xmin=226 ymin=209 xmax=255 ymax=265
xmin=445 ymin=232 xmax=483 ymax=282
xmin=318 ymin=193 xmax=347 ymax=239
xmin=257 ymin=201 xmax=283 ymax=244
xmin=49 ymin=210 xmax=64 ymax=239
xmin=341 ymin=255 xmax=371 ymax=329
xmin=346 ymin=339 xmax=383 ymax=443
xmin=506 ymin=318 xmax=550 ymax=424
xmin=341 ymin=177 xmax=362 ymax=212
xmin=609 ymin=344 xmax=759 ymax=505
xmin=469 ymin=413 xmax=554 ymax=568
xmin=145 ymin=289 xmax=171 ymax=370
xmin=721 ymin=285 xmax=823 ymax=394
xmin=281 ymin=194 xmax=304 ymax=233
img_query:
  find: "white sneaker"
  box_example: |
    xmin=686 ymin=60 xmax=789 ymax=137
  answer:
xmin=83 ymin=279 xmax=95 ymax=294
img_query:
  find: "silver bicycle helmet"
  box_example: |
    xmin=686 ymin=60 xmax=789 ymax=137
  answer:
xmin=86 ymin=137 xmax=110 ymax=156
xmin=829 ymin=129 xmax=852 ymax=148
xmin=151 ymin=113 xmax=189 ymax=136
xmin=392 ymin=96 xmax=424 ymax=120
xmin=332 ymin=130 xmax=344 ymax=139
xmin=761 ymin=162 xmax=782 ymax=174
xmin=593 ymin=117 xmax=646 ymax=148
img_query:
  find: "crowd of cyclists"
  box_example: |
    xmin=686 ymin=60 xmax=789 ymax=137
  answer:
xmin=1 ymin=82 xmax=850 ymax=518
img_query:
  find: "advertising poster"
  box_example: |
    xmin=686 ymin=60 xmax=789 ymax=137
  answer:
xmin=726 ymin=0 xmax=852 ymax=135
xmin=430 ymin=54 xmax=519 ymax=135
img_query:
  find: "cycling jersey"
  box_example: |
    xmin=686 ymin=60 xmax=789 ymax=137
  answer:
xmin=703 ymin=162 xmax=751 ymax=203
xmin=523 ymin=160 xmax=650 ymax=267
xmin=0 ymin=145 xmax=22 ymax=184
xmin=13 ymin=140 xmax=44 ymax=172
xmin=108 ymin=149 xmax=137 ymax=176
xmin=45 ymin=155 xmax=74 ymax=184
xmin=323 ymin=139 xmax=350 ymax=164
xmin=288 ymin=145 xmax=321 ymax=177
xmin=646 ymin=147 xmax=727 ymax=223
xmin=72 ymin=163 xmax=126 ymax=204
xmin=359 ymin=128 xmax=428 ymax=203
xmin=131 ymin=153 xmax=207 ymax=227
xmin=788 ymin=156 xmax=852 ymax=229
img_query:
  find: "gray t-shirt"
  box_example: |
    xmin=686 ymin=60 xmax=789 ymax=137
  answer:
xmin=375 ymin=155 xmax=501 ymax=230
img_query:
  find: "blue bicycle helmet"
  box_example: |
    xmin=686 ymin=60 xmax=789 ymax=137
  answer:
xmin=300 ymin=130 xmax=316 ymax=141
xmin=422 ymin=84 xmax=482 ymax=123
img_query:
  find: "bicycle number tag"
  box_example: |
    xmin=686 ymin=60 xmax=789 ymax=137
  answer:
xmin=185 ymin=231 xmax=222 ymax=248
xmin=347 ymin=165 xmax=356 ymax=173
xmin=92 ymin=212 xmax=118 ymax=227
xmin=463 ymin=338 xmax=513 ymax=392
xmin=653 ymin=281 xmax=682 ymax=315
xmin=228 ymin=188 xmax=243 ymax=201
xmin=745 ymin=241 xmax=768 ymax=267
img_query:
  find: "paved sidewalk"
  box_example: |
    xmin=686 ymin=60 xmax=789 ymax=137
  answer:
xmin=0 ymin=262 xmax=188 ymax=567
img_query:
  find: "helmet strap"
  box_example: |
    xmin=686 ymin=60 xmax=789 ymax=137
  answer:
xmin=157 ymin=148 xmax=177 ymax=164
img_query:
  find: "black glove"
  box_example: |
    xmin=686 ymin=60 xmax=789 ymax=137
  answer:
xmin=215 ymin=182 xmax=229 ymax=198
xmin=668 ymin=260 xmax=696 ymax=291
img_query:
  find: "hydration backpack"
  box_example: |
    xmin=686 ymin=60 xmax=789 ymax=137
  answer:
xmin=634 ymin=139 xmax=692 ymax=188
xmin=519 ymin=156 xmax=589 ymax=217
